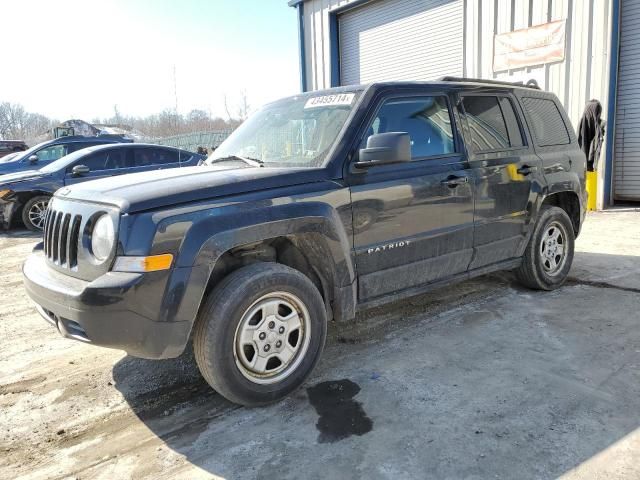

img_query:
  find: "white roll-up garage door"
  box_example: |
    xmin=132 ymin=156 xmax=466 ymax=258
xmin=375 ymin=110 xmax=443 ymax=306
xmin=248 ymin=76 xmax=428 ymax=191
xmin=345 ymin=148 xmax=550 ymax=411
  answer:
xmin=338 ymin=0 xmax=463 ymax=86
xmin=614 ymin=1 xmax=640 ymax=201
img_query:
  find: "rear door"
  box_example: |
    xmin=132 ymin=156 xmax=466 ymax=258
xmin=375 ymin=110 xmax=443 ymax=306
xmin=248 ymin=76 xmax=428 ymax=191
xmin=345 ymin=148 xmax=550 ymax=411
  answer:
xmin=460 ymin=93 xmax=544 ymax=269
xmin=122 ymin=147 xmax=189 ymax=175
xmin=348 ymin=91 xmax=475 ymax=301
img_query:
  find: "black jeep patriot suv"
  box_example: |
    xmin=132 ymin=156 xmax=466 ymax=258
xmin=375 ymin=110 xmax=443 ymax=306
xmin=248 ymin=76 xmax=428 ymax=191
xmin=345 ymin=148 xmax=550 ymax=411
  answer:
xmin=23 ymin=79 xmax=586 ymax=406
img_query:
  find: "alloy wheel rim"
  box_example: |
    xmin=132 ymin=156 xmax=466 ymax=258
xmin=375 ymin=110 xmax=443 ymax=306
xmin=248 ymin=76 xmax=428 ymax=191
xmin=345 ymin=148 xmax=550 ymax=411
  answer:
xmin=28 ymin=200 xmax=49 ymax=230
xmin=539 ymin=221 xmax=568 ymax=275
xmin=233 ymin=291 xmax=311 ymax=385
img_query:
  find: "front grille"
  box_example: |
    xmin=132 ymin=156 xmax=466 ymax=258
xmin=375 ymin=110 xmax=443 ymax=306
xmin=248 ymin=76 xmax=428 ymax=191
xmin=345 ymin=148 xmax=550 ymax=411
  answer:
xmin=43 ymin=208 xmax=82 ymax=269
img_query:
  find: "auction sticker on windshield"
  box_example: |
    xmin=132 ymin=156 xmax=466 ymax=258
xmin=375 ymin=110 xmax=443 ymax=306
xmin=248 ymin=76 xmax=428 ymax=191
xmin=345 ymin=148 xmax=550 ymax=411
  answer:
xmin=304 ymin=93 xmax=355 ymax=109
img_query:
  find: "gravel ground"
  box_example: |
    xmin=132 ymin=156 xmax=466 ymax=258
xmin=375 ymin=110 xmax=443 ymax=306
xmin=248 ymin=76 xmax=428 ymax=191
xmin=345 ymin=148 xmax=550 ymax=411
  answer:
xmin=1 ymin=209 xmax=639 ymax=479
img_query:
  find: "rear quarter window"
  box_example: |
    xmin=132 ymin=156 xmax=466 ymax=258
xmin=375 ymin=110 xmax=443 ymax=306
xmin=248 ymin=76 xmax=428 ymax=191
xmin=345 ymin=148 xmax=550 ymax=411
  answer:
xmin=521 ymin=97 xmax=571 ymax=147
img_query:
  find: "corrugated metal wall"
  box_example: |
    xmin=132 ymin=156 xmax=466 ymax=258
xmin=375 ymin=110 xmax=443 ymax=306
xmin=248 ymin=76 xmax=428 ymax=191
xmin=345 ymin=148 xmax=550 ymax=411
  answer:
xmin=299 ymin=0 xmax=615 ymax=206
xmin=302 ymin=0 xmax=353 ymax=91
xmin=338 ymin=0 xmax=463 ymax=85
xmin=464 ymin=0 xmax=612 ymax=131
xmin=613 ymin=0 xmax=640 ymax=200
xmin=302 ymin=0 xmax=612 ymax=126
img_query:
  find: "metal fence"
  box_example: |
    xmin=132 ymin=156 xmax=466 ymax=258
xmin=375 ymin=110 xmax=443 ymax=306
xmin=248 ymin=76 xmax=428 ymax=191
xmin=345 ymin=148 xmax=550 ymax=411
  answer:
xmin=145 ymin=130 xmax=232 ymax=152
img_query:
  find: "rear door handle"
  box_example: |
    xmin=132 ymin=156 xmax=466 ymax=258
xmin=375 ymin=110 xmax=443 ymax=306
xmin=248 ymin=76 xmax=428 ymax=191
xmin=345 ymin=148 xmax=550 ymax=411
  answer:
xmin=517 ymin=165 xmax=538 ymax=175
xmin=441 ymin=175 xmax=469 ymax=188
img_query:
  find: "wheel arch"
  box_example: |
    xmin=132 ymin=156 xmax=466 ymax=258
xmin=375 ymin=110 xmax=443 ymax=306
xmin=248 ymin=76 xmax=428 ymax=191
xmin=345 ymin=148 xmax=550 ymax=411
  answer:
xmin=202 ymin=234 xmax=345 ymax=321
xmin=167 ymin=204 xmax=358 ymax=334
xmin=540 ymin=190 xmax=582 ymax=236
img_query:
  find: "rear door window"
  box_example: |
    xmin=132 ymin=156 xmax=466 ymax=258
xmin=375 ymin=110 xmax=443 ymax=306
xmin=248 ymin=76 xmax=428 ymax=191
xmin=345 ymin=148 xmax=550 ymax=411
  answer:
xmin=462 ymin=96 xmax=524 ymax=151
xmin=521 ymin=97 xmax=570 ymax=146
xmin=133 ymin=148 xmax=179 ymax=167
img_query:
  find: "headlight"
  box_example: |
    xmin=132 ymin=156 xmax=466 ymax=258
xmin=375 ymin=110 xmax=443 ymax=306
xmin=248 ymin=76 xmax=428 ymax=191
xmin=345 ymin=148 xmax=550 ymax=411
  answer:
xmin=0 ymin=189 xmax=13 ymax=199
xmin=91 ymin=214 xmax=115 ymax=262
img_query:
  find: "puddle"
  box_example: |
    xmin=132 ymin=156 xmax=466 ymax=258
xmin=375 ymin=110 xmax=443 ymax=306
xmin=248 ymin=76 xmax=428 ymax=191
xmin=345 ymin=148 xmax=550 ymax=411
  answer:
xmin=307 ymin=379 xmax=373 ymax=443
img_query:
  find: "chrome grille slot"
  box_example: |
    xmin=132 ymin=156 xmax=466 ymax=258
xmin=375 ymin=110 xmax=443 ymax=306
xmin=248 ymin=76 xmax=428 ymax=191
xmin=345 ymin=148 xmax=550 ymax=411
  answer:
xmin=46 ymin=209 xmax=55 ymax=256
xmin=43 ymin=209 xmax=52 ymax=257
xmin=51 ymin=212 xmax=62 ymax=263
xmin=59 ymin=214 xmax=71 ymax=266
xmin=44 ymin=207 xmax=83 ymax=269
xmin=68 ymin=215 xmax=82 ymax=268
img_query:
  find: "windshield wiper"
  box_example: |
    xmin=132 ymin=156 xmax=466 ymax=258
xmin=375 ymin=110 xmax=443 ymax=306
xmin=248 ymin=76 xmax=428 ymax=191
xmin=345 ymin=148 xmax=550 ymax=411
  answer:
xmin=208 ymin=155 xmax=264 ymax=167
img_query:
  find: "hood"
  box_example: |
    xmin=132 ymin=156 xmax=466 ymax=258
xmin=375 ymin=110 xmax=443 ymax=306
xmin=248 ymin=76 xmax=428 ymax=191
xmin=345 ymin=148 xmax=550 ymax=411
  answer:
xmin=57 ymin=165 xmax=334 ymax=213
xmin=0 ymin=159 xmax=25 ymax=173
xmin=0 ymin=170 xmax=44 ymax=185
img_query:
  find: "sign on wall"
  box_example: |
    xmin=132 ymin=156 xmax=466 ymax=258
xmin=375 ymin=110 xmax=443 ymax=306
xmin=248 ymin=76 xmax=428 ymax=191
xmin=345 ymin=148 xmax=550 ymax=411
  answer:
xmin=493 ymin=19 xmax=566 ymax=72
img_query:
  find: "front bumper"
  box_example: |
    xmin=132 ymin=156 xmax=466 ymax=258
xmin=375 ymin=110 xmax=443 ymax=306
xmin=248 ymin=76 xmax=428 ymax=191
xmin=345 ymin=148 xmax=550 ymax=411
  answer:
xmin=22 ymin=252 xmax=192 ymax=359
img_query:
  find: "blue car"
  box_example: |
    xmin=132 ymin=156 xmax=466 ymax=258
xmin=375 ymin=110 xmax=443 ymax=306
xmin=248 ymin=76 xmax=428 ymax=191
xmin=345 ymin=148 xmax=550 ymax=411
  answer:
xmin=0 ymin=143 xmax=204 ymax=230
xmin=0 ymin=134 xmax=132 ymax=176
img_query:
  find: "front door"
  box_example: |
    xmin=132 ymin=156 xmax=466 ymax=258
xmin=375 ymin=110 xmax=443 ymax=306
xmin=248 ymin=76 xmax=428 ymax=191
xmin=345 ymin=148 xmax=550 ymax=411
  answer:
xmin=459 ymin=93 xmax=543 ymax=269
xmin=349 ymin=93 xmax=475 ymax=302
xmin=30 ymin=144 xmax=69 ymax=169
xmin=64 ymin=148 xmax=130 ymax=185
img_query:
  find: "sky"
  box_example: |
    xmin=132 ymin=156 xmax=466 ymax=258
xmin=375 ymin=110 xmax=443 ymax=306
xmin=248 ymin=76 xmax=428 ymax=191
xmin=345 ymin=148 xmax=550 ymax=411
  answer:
xmin=0 ymin=0 xmax=300 ymax=121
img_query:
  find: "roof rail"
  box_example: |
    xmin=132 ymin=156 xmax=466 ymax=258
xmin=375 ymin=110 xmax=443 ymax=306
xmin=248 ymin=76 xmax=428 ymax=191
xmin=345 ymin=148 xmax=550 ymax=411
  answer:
xmin=438 ymin=76 xmax=541 ymax=90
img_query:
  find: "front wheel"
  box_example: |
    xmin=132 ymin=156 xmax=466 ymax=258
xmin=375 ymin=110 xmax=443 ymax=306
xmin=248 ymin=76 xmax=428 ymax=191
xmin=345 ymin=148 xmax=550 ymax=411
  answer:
xmin=515 ymin=205 xmax=575 ymax=290
xmin=193 ymin=263 xmax=327 ymax=406
xmin=21 ymin=195 xmax=50 ymax=231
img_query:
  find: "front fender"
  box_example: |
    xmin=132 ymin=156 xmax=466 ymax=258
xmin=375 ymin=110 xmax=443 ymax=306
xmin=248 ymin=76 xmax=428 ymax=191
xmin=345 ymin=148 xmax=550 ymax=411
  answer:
xmin=126 ymin=186 xmax=357 ymax=328
xmin=176 ymin=201 xmax=355 ymax=323
xmin=189 ymin=202 xmax=353 ymax=280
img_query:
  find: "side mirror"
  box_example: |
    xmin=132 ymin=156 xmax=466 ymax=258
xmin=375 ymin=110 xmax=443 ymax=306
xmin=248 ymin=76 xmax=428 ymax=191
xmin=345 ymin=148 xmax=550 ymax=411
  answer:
xmin=28 ymin=154 xmax=39 ymax=164
xmin=354 ymin=132 xmax=411 ymax=169
xmin=71 ymin=165 xmax=90 ymax=176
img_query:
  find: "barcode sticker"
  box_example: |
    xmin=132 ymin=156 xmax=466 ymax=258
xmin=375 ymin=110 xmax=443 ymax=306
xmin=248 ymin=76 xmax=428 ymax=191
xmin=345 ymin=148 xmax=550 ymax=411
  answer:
xmin=304 ymin=93 xmax=355 ymax=109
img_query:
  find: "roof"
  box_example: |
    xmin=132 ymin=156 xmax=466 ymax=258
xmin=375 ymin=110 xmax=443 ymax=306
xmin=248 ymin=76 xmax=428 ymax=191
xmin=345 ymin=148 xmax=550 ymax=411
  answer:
xmin=438 ymin=76 xmax=541 ymax=90
xmin=46 ymin=135 xmax=130 ymax=145
xmin=299 ymin=77 xmax=544 ymax=95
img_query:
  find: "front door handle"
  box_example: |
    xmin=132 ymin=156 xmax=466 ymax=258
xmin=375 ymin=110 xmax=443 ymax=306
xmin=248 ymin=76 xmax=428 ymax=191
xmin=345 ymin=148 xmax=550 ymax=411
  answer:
xmin=441 ymin=175 xmax=469 ymax=188
xmin=517 ymin=165 xmax=538 ymax=175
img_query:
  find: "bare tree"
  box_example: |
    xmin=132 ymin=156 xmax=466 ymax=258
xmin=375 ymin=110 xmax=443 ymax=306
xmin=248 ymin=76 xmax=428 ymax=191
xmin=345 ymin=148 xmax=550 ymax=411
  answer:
xmin=237 ymin=89 xmax=250 ymax=121
xmin=222 ymin=90 xmax=251 ymax=122
xmin=0 ymin=102 xmax=57 ymax=143
xmin=1 ymin=99 xmax=241 ymax=144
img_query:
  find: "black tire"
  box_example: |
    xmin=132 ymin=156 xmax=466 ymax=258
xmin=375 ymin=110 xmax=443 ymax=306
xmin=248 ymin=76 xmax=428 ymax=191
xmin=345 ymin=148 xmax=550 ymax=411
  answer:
xmin=515 ymin=205 xmax=575 ymax=290
xmin=21 ymin=195 xmax=50 ymax=231
xmin=193 ymin=262 xmax=327 ymax=407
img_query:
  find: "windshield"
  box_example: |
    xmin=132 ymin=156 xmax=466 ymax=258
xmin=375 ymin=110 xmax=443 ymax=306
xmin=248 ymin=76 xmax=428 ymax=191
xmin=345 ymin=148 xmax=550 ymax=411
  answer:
xmin=206 ymin=91 xmax=361 ymax=168
xmin=9 ymin=140 xmax=50 ymax=163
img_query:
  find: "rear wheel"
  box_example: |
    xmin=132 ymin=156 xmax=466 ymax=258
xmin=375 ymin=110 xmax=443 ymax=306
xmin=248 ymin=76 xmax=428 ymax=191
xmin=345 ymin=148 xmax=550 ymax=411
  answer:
xmin=515 ymin=205 xmax=575 ymax=290
xmin=193 ymin=263 xmax=327 ymax=406
xmin=21 ymin=195 xmax=50 ymax=231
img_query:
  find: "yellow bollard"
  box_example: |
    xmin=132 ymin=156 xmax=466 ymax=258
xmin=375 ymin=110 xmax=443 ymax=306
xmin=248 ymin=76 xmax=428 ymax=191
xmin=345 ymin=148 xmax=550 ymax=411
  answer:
xmin=586 ymin=171 xmax=597 ymax=211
